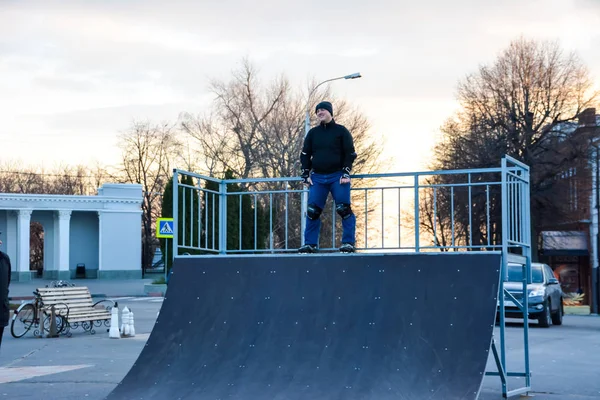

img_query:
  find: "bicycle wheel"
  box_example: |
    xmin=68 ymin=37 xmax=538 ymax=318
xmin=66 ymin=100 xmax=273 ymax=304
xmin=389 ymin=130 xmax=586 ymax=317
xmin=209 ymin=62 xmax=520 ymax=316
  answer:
xmin=11 ymin=303 xmax=36 ymax=338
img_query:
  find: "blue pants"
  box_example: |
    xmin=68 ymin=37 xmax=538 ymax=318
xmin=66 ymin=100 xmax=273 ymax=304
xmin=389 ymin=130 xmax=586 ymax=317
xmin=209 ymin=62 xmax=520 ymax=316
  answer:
xmin=304 ymin=171 xmax=356 ymax=246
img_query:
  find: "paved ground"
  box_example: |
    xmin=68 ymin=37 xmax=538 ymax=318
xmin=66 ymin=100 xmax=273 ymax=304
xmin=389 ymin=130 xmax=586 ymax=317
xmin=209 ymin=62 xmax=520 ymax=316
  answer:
xmin=480 ymin=317 xmax=600 ymax=399
xmin=0 ymin=297 xmax=599 ymax=400
xmin=0 ymin=297 xmax=160 ymax=400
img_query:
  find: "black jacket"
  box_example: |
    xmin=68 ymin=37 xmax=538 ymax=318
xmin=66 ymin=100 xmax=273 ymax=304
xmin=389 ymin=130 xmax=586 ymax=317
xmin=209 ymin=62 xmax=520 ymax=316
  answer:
xmin=301 ymin=119 xmax=357 ymax=174
xmin=0 ymin=251 xmax=11 ymax=327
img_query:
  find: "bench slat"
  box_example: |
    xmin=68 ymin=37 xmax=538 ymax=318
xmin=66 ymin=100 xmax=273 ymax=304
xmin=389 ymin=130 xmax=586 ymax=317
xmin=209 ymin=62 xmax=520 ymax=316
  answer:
xmin=56 ymin=310 xmax=111 ymax=318
xmin=42 ymin=301 xmax=93 ymax=307
xmin=50 ymin=303 xmax=95 ymax=308
xmin=38 ymin=293 xmax=92 ymax=299
xmin=69 ymin=314 xmax=110 ymax=322
xmin=38 ymin=292 xmax=92 ymax=298
xmin=41 ymin=297 xmax=92 ymax=303
xmin=62 ymin=308 xmax=109 ymax=314
xmin=44 ymin=301 xmax=92 ymax=308
xmin=66 ymin=310 xmax=110 ymax=315
xmin=39 ymin=292 xmax=91 ymax=298
xmin=67 ymin=319 xmax=110 ymax=324
xmin=37 ymin=288 xmax=92 ymax=293
xmin=46 ymin=304 xmax=92 ymax=310
xmin=54 ymin=308 xmax=102 ymax=315
xmin=51 ymin=305 xmax=110 ymax=311
xmin=67 ymin=311 xmax=111 ymax=316
xmin=68 ymin=320 xmax=109 ymax=324
xmin=39 ymin=291 xmax=92 ymax=297
xmin=42 ymin=299 xmax=94 ymax=306
xmin=37 ymin=288 xmax=90 ymax=293
xmin=37 ymin=287 xmax=90 ymax=292
xmin=65 ymin=312 xmax=111 ymax=318
xmin=55 ymin=307 xmax=100 ymax=315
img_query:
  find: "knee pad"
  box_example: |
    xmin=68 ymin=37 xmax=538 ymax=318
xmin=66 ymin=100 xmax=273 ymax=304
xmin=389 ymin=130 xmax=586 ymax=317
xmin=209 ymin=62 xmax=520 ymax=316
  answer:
xmin=336 ymin=203 xmax=353 ymax=220
xmin=307 ymin=204 xmax=323 ymax=220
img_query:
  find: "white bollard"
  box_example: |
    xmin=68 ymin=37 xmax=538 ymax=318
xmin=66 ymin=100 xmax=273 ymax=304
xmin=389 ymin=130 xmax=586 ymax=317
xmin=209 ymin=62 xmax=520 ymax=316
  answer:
xmin=109 ymin=305 xmax=120 ymax=339
xmin=129 ymin=311 xmax=136 ymax=337
xmin=121 ymin=307 xmax=131 ymax=337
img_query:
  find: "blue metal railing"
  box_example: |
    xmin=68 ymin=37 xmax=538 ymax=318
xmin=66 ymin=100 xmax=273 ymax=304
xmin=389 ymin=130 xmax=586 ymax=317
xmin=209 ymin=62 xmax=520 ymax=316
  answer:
xmin=172 ymin=165 xmax=528 ymax=255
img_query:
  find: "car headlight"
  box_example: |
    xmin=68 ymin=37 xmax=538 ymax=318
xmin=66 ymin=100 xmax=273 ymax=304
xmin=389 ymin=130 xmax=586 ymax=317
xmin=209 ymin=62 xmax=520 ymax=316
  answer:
xmin=529 ymin=289 xmax=545 ymax=297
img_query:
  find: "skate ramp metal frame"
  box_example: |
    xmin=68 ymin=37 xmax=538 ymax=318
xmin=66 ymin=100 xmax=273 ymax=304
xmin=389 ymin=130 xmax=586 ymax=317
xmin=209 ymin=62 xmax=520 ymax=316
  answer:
xmin=107 ymin=252 xmax=501 ymax=400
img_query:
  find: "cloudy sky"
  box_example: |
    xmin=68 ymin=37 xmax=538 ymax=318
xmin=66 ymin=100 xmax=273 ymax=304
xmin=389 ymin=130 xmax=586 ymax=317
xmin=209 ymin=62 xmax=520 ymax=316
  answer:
xmin=1 ymin=0 xmax=599 ymax=173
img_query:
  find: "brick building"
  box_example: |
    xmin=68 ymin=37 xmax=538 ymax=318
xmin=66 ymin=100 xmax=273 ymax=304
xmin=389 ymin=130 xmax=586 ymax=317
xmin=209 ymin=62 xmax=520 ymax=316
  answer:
xmin=538 ymin=108 xmax=600 ymax=314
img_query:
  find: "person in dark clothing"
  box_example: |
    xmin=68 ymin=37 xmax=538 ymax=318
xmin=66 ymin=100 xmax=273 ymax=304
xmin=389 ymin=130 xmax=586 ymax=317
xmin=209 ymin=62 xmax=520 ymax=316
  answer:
xmin=0 ymin=237 xmax=11 ymax=348
xmin=299 ymin=101 xmax=357 ymax=253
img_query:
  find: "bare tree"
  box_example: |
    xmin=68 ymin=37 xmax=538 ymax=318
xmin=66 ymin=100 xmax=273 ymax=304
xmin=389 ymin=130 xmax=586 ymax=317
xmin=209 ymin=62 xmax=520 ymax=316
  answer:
xmin=420 ymin=37 xmax=598 ymax=254
xmin=117 ymin=120 xmax=182 ymax=271
xmin=0 ymin=162 xmax=109 ymax=195
xmin=88 ymin=161 xmax=111 ymax=194
xmin=181 ymin=60 xmax=288 ymax=179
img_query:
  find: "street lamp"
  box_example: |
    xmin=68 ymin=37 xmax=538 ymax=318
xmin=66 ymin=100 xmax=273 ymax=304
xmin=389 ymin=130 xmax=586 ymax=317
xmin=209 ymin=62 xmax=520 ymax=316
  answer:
xmin=304 ymin=72 xmax=362 ymax=137
xmin=300 ymin=72 xmax=362 ymax=245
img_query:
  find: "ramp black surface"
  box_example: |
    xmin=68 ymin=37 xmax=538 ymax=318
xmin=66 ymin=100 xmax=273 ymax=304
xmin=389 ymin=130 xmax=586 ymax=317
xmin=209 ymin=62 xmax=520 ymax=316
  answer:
xmin=106 ymin=253 xmax=501 ymax=400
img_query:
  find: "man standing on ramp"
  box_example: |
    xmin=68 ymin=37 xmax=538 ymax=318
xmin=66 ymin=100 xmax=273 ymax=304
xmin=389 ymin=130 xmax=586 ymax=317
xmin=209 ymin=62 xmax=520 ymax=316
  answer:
xmin=298 ymin=101 xmax=357 ymax=253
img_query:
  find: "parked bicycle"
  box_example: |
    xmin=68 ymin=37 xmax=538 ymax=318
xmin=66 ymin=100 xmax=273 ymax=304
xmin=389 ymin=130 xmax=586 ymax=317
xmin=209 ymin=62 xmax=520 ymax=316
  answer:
xmin=11 ymin=292 xmax=68 ymax=338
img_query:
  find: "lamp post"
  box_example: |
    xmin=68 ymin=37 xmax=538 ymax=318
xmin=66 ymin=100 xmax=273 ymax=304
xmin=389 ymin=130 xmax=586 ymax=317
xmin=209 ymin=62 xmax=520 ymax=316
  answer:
xmin=300 ymin=72 xmax=362 ymax=245
xmin=304 ymin=72 xmax=361 ymax=138
xmin=594 ymin=143 xmax=600 ymax=314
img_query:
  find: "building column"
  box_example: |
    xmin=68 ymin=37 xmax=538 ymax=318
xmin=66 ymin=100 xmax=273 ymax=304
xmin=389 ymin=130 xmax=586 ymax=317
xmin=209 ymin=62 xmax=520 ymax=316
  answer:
xmin=16 ymin=210 xmax=32 ymax=282
xmin=41 ymin=214 xmax=57 ymax=280
xmin=98 ymin=211 xmax=103 ymax=274
xmin=56 ymin=210 xmax=72 ymax=280
xmin=5 ymin=211 xmax=18 ymax=268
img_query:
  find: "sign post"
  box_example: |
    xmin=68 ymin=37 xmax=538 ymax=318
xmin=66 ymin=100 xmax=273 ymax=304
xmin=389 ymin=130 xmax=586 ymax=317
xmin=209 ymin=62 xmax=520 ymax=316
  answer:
xmin=156 ymin=218 xmax=174 ymax=283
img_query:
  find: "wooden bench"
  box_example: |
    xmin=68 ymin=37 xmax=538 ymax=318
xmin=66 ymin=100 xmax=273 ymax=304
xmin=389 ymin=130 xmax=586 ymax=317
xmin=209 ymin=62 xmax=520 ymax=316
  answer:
xmin=35 ymin=286 xmax=115 ymax=335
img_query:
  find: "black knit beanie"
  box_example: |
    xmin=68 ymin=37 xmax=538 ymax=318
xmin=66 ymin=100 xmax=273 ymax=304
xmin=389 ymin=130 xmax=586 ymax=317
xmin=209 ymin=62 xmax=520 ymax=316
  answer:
xmin=315 ymin=101 xmax=333 ymax=117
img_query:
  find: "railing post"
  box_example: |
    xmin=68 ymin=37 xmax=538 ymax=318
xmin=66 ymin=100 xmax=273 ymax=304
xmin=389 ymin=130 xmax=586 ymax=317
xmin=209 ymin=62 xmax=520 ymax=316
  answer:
xmin=499 ymin=157 xmax=508 ymax=376
xmin=301 ymin=190 xmax=307 ymax=246
xmin=522 ymin=165 xmax=532 ymax=389
xmin=219 ymin=180 xmax=227 ymax=254
xmin=500 ymin=158 xmax=509 ymax=280
xmin=414 ymin=174 xmax=420 ymax=252
xmin=172 ymin=169 xmax=179 ymax=259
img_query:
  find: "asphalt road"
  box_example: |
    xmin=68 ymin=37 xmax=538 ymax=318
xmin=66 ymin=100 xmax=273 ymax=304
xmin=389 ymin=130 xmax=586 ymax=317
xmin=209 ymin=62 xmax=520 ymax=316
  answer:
xmin=0 ymin=298 xmax=598 ymax=400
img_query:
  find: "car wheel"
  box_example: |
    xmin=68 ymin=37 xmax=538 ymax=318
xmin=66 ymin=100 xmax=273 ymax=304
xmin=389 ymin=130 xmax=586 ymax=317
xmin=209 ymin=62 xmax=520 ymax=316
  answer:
xmin=538 ymin=300 xmax=551 ymax=328
xmin=551 ymin=300 xmax=563 ymax=326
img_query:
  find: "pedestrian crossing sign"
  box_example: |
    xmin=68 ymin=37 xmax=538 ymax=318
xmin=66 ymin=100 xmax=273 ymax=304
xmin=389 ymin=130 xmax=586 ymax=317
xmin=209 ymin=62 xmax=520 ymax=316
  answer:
xmin=156 ymin=218 xmax=174 ymax=238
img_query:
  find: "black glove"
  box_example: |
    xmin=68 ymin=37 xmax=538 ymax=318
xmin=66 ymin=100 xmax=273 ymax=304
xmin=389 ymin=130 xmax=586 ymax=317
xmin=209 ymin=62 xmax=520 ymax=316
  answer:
xmin=301 ymin=169 xmax=311 ymax=184
xmin=342 ymin=167 xmax=351 ymax=180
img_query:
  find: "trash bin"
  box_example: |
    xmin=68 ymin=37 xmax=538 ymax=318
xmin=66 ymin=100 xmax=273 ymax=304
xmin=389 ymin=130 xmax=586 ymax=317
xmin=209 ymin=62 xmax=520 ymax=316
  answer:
xmin=76 ymin=263 xmax=86 ymax=279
